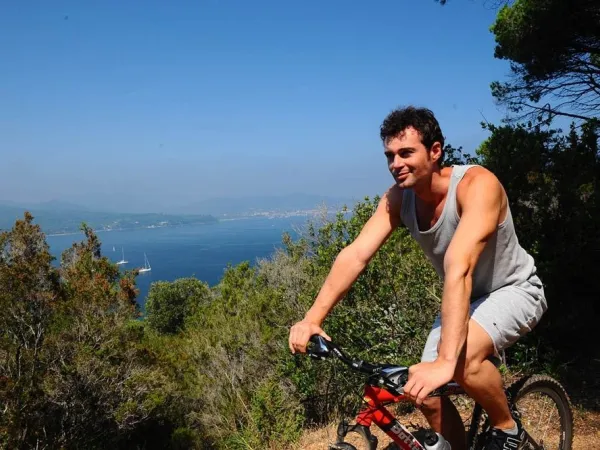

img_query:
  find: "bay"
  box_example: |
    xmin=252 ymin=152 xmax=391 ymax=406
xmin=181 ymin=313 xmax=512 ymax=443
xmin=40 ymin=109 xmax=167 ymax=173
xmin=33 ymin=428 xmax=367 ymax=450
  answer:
xmin=46 ymin=216 xmax=313 ymax=309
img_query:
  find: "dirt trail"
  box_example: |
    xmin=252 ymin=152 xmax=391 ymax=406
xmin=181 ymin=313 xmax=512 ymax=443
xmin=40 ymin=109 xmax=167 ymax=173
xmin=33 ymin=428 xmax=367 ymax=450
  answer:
xmin=290 ymin=401 xmax=600 ymax=449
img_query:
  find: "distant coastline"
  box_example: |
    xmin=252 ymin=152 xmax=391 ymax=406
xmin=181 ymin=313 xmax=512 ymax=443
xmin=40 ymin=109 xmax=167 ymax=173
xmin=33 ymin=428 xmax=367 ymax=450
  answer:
xmin=0 ymin=204 xmax=218 ymax=236
xmin=45 ymin=221 xmax=215 ymax=237
xmin=1 ymin=194 xmax=354 ymax=236
xmin=41 ymin=218 xmax=219 ymax=236
xmin=43 ymin=208 xmax=346 ymax=236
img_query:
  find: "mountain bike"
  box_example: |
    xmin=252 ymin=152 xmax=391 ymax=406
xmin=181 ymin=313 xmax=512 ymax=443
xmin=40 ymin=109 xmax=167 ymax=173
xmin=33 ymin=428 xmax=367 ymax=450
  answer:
xmin=306 ymin=335 xmax=573 ymax=450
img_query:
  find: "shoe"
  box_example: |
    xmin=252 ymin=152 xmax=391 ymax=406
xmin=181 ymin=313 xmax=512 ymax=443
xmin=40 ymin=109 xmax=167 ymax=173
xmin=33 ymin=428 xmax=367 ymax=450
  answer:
xmin=484 ymin=417 xmax=526 ymax=449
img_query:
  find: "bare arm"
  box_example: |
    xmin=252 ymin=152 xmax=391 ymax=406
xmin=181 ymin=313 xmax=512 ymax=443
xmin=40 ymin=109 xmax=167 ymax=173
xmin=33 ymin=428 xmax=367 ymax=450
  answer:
xmin=289 ymin=185 xmax=403 ymax=352
xmin=438 ymin=170 xmax=505 ymax=365
xmin=305 ymin=186 xmax=403 ymax=325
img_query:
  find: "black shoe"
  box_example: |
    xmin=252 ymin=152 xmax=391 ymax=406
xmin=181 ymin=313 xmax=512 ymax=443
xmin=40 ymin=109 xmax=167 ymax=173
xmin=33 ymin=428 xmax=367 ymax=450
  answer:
xmin=484 ymin=417 xmax=526 ymax=449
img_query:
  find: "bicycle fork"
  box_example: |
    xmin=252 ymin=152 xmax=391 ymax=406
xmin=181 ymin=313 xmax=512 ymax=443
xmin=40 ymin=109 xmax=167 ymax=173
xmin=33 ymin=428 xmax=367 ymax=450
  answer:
xmin=331 ymin=384 xmax=426 ymax=450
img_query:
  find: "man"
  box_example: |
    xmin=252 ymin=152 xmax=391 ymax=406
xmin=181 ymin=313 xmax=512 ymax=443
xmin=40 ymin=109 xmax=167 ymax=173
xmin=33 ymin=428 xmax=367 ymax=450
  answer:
xmin=288 ymin=106 xmax=547 ymax=450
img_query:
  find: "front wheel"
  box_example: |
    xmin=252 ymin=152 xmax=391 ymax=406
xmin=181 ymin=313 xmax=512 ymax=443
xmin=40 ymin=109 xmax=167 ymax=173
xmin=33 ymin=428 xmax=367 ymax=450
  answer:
xmin=506 ymin=374 xmax=574 ymax=449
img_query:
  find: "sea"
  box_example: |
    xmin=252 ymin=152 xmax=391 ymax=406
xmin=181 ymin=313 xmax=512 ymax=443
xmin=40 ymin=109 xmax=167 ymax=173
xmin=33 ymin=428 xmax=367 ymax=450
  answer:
xmin=45 ymin=216 xmax=314 ymax=310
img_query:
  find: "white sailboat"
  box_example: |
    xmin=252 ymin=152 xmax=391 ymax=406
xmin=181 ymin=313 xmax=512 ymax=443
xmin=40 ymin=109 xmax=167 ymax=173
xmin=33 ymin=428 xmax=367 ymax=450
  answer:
xmin=138 ymin=253 xmax=151 ymax=273
xmin=116 ymin=248 xmax=128 ymax=265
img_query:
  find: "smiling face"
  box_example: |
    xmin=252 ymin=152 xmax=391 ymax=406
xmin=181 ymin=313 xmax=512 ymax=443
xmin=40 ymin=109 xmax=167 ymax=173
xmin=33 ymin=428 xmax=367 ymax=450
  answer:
xmin=384 ymin=126 xmax=443 ymax=189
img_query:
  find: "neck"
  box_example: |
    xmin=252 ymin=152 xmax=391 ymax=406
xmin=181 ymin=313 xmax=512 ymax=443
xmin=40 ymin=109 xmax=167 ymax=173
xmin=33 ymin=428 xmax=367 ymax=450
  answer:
xmin=413 ymin=166 xmax=448 ymax=204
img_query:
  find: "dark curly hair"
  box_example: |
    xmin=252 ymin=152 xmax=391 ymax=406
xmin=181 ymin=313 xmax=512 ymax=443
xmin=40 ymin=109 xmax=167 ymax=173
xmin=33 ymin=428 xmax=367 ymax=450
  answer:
xmin=379 ymin=106 xmax=445 ymax=164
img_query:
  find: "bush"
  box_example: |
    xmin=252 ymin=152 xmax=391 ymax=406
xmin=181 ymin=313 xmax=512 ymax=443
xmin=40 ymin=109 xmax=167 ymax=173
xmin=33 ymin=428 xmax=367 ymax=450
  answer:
xmin=146 ymin=277 xmax=212 ymax=334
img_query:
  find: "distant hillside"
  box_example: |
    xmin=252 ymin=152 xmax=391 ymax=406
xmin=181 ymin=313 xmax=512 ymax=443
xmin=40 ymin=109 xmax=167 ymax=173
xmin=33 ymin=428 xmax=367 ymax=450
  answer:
xmin=0 ymin=199 xmax=91 ymax=212
xmin=0 ymin=204 xmax=217 ymax=235
xmin=183 ymin=193 xmax=356 ymax=216
xmin=0 ymin=193 xmax=356 ymax=232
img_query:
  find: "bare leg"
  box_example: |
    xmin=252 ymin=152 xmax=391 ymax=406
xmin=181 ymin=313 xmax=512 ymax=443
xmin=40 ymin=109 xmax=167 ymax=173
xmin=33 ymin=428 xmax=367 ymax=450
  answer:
xmin=421 ymin=396 xmax=467 ymax=450
xmin=419 ymin=319 xmax=515 ymax=449
xmin=453 ymin=320 xmax=514 ymax=430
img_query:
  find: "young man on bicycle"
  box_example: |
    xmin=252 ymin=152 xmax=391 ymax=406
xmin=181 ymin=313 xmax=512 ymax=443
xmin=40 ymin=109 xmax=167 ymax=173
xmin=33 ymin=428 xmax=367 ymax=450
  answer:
xmin=288 ymin=106 xmax=547 ymax=450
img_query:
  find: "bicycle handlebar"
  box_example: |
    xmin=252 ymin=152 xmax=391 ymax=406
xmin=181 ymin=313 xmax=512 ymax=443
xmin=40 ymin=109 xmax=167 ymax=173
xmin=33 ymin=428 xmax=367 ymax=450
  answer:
xmin=306 ymin=334 xmax=383 ymax=375
xmin=306 ymin=334 xmax=466 ymax=400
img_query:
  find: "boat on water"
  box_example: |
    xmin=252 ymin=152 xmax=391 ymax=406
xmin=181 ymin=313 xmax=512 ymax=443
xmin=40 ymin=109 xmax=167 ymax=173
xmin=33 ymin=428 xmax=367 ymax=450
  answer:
xmin=138 ymin=252 xmax=151 ymax=273
xmin=116 ymin=248 xmax=128 ymax=265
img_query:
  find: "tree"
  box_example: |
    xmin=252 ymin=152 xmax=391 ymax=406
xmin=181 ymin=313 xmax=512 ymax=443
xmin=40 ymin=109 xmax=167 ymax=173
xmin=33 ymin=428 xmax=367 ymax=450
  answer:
xmin=145 ymin=278 xmax=212 ymax=334
xmin=1 ymin=219 xmax=188 ymax=449
xmin=0 ymin=212 xmax=61 ymax=447
xmin=489 ymin=0 xmax=600 ymax=123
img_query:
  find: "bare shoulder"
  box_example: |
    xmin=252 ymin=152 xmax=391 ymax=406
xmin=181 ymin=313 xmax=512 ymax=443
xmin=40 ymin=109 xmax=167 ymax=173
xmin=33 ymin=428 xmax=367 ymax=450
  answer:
xmin=385 ymin=183 xmax=403 ymax=210
xmin=350 ymin=184 xmax=403 ymax=261
xmin=458 ymin=166 xmax=503 ymax=195
xmin=456 ymin=166 xmax=506 ymax=213
xmin=378 ymin=184 xmax=403 ymax=219
xmin=365 ymin=184 xmax=404 ymax=231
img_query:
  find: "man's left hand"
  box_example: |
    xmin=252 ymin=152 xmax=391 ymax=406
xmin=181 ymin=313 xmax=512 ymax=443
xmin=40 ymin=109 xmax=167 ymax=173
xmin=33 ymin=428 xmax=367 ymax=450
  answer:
xmin=403 ymin=359 xmax=456 ymax=406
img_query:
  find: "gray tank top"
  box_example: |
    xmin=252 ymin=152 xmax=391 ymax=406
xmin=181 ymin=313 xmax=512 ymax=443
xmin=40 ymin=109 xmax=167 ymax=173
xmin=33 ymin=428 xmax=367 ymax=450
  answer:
xmin=400 ymin=165 xmax=537 ymax=299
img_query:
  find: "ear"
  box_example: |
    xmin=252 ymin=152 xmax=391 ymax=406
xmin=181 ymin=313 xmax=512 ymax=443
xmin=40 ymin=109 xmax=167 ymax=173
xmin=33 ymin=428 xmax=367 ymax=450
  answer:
xmin=429 ymin=142 xmax=443 ymax=163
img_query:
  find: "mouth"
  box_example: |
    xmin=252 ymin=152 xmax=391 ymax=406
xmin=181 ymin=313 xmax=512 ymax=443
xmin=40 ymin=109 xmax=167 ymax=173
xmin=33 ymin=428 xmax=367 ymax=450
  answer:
xmin=394 ymin=172 xmax=409 ymax=181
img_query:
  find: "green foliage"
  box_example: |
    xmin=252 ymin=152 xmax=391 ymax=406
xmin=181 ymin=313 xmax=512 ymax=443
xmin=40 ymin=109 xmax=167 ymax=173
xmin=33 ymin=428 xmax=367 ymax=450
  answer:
xmin=273 ymin=199 xmax=445 ymax=428
xmin=0 ymin=216 xmax=185 ymax=449
xmin=179 ymin=259 xmax=304 ymax=447
xmin=146 ymin=277 xmax=212 ymax=334
xmin=225 ymin=377 xmax=304 ymax=449
xmin=303 ymin=200 xmax=442 ymax=367
xmin=170 ymin=427 xmax=200 ymax=449
xmin=442 ymin=144 xmax=479 ymax=167
xmin=2 ymin=4 xmax=598 ymax=448
xmin=249 ymin=379 xmax=304 ymax=444
xmin=2 ymin=121 xmax=598 ymax=448
xmin=0 ymin=212 xmax=62 ymax=447
xmin=490 ymin=0 xmax=600 ymax=123
xmin=0 ymin=167 xmax=466 ymax=448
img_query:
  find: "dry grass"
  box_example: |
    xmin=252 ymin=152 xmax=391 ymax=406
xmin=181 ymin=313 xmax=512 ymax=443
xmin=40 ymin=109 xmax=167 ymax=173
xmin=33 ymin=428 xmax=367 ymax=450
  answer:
xmin=284 ymin=362 xmax=600 ymax=449
xmin=288 ymin=392 xmax=600 ymax=450
xmin=291 ymin=410 xmax=600 ymax=449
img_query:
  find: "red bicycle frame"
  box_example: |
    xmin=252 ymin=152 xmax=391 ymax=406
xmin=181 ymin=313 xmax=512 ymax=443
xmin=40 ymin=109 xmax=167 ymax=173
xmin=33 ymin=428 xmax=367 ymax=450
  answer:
xmin=356 ymin=384 xmax=425 ymax=450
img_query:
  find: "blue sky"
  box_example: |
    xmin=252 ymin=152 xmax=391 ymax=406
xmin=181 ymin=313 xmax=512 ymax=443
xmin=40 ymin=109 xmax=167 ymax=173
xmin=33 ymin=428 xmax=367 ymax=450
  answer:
xmin=1 ymin=0 xmax=511 ymax=213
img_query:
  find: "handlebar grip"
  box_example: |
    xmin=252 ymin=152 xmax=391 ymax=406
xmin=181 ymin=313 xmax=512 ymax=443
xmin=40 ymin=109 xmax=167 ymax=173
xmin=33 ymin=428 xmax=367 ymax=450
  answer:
xmin=307 ymin=334 xmax=333 ymax=359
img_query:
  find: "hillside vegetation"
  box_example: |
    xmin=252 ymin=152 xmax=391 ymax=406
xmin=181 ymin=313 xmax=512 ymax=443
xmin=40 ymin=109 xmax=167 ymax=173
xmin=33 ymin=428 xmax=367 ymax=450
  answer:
xmin=1 ymin=121 xmax=598 ymax=448
xmin=3 ymin=0 xmax=600 ymax=446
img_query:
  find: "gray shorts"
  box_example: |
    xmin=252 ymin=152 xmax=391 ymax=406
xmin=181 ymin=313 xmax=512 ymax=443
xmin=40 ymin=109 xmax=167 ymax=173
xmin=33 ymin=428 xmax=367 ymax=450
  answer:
xmin=421 ymin=274 xmax=547 ymax=365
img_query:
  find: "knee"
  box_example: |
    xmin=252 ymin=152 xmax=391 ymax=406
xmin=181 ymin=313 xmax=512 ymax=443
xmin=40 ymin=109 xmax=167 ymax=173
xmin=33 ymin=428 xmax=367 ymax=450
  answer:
xmin=453 ymin=356 xmax=484 ymax=386
xmin=420 ymin=396 xmax=443 ymax=417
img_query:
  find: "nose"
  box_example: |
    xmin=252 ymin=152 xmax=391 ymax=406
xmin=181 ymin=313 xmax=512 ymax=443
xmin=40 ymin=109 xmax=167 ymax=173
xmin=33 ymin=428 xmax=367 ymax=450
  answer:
xmin=391 ymin=154 xmax=404 ymax=171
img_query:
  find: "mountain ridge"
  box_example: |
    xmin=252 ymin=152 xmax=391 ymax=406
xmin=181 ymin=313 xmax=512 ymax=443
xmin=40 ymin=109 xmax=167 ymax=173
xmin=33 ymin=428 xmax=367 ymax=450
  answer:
xmin=180 ymin=193 xmax=357 ymax=215
xmin=0 ymin=204 xmax=216 ymax=235
xmin=0 ymin=193 xmax=358 ymax=234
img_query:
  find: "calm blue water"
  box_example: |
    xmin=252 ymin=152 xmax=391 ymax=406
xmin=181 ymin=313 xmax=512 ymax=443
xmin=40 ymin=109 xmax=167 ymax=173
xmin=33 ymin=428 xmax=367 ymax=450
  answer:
xmin=46 ymin=216 xmax=311 ymax=309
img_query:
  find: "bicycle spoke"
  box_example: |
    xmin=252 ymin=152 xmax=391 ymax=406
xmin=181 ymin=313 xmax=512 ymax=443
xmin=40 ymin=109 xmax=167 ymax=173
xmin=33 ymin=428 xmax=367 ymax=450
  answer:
xmin=535 ymin=392 xmax=557 ymax=447
xmin=516 ymin=390 xmax=564 ymax=449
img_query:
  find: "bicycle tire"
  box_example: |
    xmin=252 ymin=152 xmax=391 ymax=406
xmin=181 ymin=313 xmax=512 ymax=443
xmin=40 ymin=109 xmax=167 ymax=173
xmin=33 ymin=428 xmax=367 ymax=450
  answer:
xmin=508 ymin=375 xmax=574 ymax=449
xmin=475 ymin=374 xmax=574 ymax=450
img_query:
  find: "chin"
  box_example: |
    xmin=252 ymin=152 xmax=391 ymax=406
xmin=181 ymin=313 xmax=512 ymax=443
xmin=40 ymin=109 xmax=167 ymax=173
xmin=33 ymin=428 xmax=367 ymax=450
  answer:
xmin=395 ymin=178 xmax=414 ymax=188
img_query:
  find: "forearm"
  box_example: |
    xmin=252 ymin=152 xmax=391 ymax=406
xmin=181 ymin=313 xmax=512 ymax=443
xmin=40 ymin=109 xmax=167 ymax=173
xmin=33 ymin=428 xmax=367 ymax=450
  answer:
xmin=438 ymin=270 xmax=472 ymax=365
xmin=304 ymin=245 xmax=366 ymax=326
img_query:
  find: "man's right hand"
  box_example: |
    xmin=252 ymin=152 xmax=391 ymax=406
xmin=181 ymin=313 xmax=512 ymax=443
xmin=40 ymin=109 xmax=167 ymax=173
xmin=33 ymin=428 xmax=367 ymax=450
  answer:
xmin=288 ymin=320 xmax=331 ymax=354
